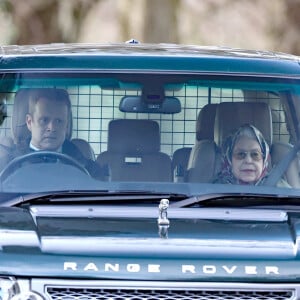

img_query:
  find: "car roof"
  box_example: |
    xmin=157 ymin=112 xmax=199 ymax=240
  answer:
xmin=0 ymin=42 xmax=299 ymax=77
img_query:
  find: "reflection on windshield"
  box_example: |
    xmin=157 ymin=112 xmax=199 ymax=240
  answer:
xmin=0 ymin=73 xmax=299 ymax=196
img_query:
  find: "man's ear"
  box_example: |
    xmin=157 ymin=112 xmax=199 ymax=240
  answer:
xmin=26 ymin=114 xmax=32 ymax=132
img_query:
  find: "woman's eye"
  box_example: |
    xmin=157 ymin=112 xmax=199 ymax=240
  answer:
xmin=251 ymin=151 xmax=263 ymax=161
xmin=233 ymin=151 xmax=246 ymax=160
xmin=233 ymin=151 xmax=263 ymax=161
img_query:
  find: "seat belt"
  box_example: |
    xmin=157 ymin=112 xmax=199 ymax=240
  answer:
xmin=264 ymin=141 xmax=300 ymax=186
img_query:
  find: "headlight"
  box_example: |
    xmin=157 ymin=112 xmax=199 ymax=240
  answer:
xmin=0 ymin=278 xmax=19 ymax=300
xmin=10 ymin=292 xmax=45 ymax=300
xmin=0 ymin=278 xmax=46 ymax=300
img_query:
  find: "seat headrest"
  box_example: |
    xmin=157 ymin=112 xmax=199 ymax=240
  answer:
xmin=196 ymin=104 xmax=218 ymax=140
xmin=12 ymin=88 xmax=73 ymax=144
xmin=108 ymin=119 xmax=160 ymax=153
xmin=214 ymin=102 xmax=273 ymax=147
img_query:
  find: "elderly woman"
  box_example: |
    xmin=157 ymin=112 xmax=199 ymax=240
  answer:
xmin=215 ymin=124 xmax=290 ymax=187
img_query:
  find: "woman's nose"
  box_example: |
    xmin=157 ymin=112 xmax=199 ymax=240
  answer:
xmin=244 ymin=153 xmax=253 ymax=162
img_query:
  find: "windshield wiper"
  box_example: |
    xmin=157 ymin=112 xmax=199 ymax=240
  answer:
xmin=171 ymin=193 xmax=300 ymax=208
xmin=7 ymin=190 xmax=298 ymax=209
xmin=6 ymin=190 xmax=188 ymax=207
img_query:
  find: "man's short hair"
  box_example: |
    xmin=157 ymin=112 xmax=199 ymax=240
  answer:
xmin=28 ymin=88 xmax=71 ymax=116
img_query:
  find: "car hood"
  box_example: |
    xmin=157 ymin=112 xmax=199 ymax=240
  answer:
xmin=0 ymin=205 xmax=300 ymax=282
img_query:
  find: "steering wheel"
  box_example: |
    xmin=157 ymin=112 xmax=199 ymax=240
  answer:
xmin=0 ymin=151 xmax=90 ymax=182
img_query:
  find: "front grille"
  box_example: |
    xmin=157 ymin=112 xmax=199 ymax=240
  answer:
xmin=46 ymin=286 xmax=293 ymax=300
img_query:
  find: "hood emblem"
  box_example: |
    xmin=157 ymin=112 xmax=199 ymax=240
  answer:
xmin=158 ymin=199 xmax=170 ymax=239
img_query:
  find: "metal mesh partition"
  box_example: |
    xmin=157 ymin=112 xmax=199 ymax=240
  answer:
xmin=0 ymin=84 xmax=291 ymax=158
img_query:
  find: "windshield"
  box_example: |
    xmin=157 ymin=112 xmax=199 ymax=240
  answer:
xmin=0 ymin=72 xmax=300 ymax=199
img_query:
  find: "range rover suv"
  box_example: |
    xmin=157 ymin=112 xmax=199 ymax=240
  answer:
xmin=0 ymin=42 xmax=300 ymax=299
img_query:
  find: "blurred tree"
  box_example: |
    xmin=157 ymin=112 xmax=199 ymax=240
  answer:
xmin=117 ymin=0 xmax=179 ymax=44
xmin=0 ymin=0 xmax=299 ymax=55
xmin=276 ymin=0 xmax=300 ymax=55
xmin=3 ymin=0 xmax=99 ymax=44
xmin=6 ymin=0 xmax=63 ymax=44
xmin=142 ymin=0 xmax=179 ymax=43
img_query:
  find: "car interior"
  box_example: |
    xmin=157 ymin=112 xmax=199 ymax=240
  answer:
xmin=96 ymin=119 xmax=172 ymax=182
xmin=0 ymin=74 xmax=299 ymax=188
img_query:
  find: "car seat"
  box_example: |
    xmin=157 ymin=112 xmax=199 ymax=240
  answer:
xmin=185 ymin=103 xmax=219 ymax=182
xmin=172 ymin=103 xmax=218 ymax=182
xmin=0 ymin=135 xmax=14 ymax=170
xmin=71 ymin=138 xmax=96 ymax=161
xmin=96 ymin=119 xmax=172 ymax=182
xmin=214 ymin=102 xmax=273 ymax=148
xmin=187 ymin=101 xmax=299 ymax=186
xmin=11 ymin=88 xmax=73 ymax=145
xmin=9 ymin=88 xmax=93 ymax=160
xmin=269 ymin=141 xmax=300 ymax=188
xmin=214 ymin=101 xmax=300 ymax=187
xmin=186 ymin=102 xmax=273 ymax=183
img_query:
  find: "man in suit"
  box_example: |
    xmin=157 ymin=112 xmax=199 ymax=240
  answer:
xmin=10 ymin=88 xmax=104 ymax=179
xmin=26 ymin=89 xmax=70 ymax=152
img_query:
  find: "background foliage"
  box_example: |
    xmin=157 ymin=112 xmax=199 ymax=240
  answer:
xmin=0 ymin=0 xmax=299 ymax=55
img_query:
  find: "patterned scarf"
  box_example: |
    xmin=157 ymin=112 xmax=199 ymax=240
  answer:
xmin=217 ymin=124 xmax=270 ymax=185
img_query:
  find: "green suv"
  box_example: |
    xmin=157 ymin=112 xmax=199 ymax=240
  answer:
xmin=0 ymin=42 xmax=300 ymax=299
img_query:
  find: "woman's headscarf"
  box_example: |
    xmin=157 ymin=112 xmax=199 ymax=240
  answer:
xmin=216 ymin=124 xmax=270 ymax=185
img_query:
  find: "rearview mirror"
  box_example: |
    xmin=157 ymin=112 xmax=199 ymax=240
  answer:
xmin=119 ymin=96 xmax=181 ymax=114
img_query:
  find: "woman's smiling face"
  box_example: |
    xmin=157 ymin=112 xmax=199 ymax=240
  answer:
xmin=231 ymin=136 xmax=264 ymax=183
